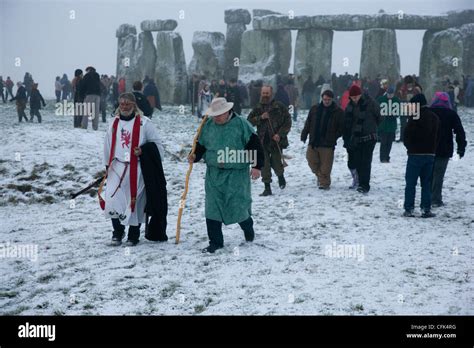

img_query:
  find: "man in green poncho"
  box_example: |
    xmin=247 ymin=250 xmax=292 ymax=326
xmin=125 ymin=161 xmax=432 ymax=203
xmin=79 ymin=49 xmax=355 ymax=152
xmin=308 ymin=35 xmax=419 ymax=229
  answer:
xmin=188 ymin=97 xmax=264 ymax=253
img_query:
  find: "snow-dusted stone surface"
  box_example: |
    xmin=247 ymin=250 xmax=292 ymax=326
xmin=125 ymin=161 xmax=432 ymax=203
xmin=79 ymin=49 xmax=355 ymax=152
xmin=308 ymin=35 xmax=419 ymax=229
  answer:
xmin=1 ymin=101 xmax=473 ymax=315
xmin=239 ymin=29 xmax=291 ymax=87
xmin=155 ymin=31 xmax=187 ymax=104
xmin=253 ymin=11 xmax=474 ymax=31
xmin=224 ymin=9 xmax=251 ymax=25
xmin=360 ymin=29 xmax=400 ymax=83
xmin=116 ymin=25 xmax=139 ymax=93
xmin=140 ymin=19 xmax=178 ymax=32
xmin=135 ymin=31 xmax=157 ymax=81
xmin=294 ymin=29 xmax=333 ymax=106
xmin=419 ymin=28 xmax=464 ymax=102
xmin=188 ymin=31 xmax=225 ymax=81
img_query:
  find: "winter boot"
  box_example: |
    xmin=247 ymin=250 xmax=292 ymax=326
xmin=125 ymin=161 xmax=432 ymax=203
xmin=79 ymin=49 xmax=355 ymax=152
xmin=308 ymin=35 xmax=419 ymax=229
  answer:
xmin=349 ymin=169 xmax=359 ymax=189
xmin=260 ymin=183 xmax=272 ymax=196
xmin=278 ymin=175 xmax=286 ymax=189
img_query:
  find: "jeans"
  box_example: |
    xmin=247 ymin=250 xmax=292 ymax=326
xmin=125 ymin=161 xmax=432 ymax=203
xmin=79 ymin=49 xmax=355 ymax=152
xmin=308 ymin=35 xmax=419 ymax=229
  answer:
xmin=431 ymin=157 xmax=450 ymax=205
xmin=404 ymin=155 xmax=435 ymax=211
xmin=55 ymin=91 xmax=61 ymax=103
xmin=206 ymin=217 xmax=254 ymax=248
xmin=112 ymin=218 xmax=141 ymax=241
xmin=379 ymin=131 xmax=395 ymax=162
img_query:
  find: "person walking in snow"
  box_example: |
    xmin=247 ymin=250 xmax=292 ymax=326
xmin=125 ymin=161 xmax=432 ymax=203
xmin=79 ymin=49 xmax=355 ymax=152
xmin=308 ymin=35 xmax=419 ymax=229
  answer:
xmin=188 ymin=97 xmax=263 ymax=253
xmin=197 ymin=83 xmax=213 ymax=119
xmin=101 ymin=92 xmax=167 ymax=246
xmin=343 ymin=85 xmax=381 ymax=193
xmin=29 ymin=83 xmax=46 ymax=123
xmin=11 ymin=82 xmax=28 ymax=122
xmin=79 ymin=66 xmax=101 ymax=130
xmin=428 ymin=92 xmax=467 ymax=208
xmin=301 ymin=89 xmax=345 ymax=190
xmin=247 ymin=86 xmax=292 ymax=196
xmin=403 ymin=94 xmax=439 ymax=218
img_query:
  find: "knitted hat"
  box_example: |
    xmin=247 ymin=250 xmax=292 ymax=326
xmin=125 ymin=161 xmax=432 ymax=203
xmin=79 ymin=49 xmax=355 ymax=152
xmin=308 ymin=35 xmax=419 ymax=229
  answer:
xmin=349 ymin=85 xmax=362 ymax=96
xmin=118 ymin=92 xmax=136 ymax=104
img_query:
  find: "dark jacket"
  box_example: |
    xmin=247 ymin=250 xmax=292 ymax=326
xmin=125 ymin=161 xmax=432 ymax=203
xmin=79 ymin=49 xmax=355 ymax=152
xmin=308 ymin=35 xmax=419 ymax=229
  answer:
xmin=403 ymin=107 xmax=440 ymax=155
xmin=343 ymin=95 xmax=381 ymax=148
xmin=376 ymin=94 xmax=399 ymax=133
xmin=301 ymin=101 xmax=345 ymax=149
xmin=132 ymin=91 xmax=153 ymax=117
xmin=226 ymin=85 xmax=242 ymax=114
xmin=79 ymin=71 xmax=101 ymax=98
xmin=139 ymin=142 xmax=168 ymax=242
xmin=275 ymin=85 xmax=290 ymax=107
xmin=29 ymin=89 xmax=45 ymax=109
xmin=12 ymin=86 xmax=27 ymax=101
xmin=247 ymin=100 xmax=292 ymax=149
xmin=428 ymin=107 xmax=467 ymax=158
xmin=143 ymin=81 xmax=162 ymax=111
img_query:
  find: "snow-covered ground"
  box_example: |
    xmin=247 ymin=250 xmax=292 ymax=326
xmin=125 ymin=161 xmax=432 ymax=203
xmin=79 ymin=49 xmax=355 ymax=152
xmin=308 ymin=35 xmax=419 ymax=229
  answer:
xmin=1 ymin=101 xmax=472 ymax=315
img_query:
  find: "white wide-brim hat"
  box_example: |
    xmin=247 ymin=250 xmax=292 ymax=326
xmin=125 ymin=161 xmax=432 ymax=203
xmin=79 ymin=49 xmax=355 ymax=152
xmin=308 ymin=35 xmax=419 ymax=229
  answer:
xmin=205 ymin=97 xmax=234 ymax=117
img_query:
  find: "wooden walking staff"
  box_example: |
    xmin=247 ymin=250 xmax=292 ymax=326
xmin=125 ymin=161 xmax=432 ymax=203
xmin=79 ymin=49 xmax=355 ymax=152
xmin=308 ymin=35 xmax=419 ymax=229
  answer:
xmin=176 ymin=115 xmax=208 ymax=244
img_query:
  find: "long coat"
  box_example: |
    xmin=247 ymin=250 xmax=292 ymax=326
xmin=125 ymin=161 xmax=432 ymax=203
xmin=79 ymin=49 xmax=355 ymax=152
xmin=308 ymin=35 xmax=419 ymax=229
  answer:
xmin=198 ymin=116 xmax=256 ymax=225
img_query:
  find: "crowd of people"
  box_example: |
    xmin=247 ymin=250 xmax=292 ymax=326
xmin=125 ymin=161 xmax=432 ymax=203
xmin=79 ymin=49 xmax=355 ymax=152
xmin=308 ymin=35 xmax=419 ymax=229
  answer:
xmin=0 ymin=68 xmax=469 ymax=251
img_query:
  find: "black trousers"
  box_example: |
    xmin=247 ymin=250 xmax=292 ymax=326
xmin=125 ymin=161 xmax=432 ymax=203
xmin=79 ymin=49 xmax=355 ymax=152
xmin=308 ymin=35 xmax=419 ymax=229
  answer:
xmin=379 ymin=132 xmax=395 ymax=162
xmin=30 ymin=108 xmax=42 ymax=123
xmin=350 ymin=141 xmax=376 ymax=191
xmin=206 ymin=217 xmax=254 ymax=248
xmin=112 ymin=218 xmax=141 ymax=241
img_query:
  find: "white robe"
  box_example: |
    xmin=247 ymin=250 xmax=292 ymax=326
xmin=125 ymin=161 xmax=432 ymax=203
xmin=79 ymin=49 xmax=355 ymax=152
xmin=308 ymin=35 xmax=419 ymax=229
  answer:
xmin=103 ymin=115 xmax=164 ymax=226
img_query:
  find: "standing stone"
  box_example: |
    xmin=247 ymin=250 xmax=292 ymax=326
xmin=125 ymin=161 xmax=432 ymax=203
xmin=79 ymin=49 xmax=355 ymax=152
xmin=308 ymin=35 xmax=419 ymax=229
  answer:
xmin=294 ymin=29 xmax=333 ymax=107
xmin=239 ymin=29 xmax=291 ymax=88
xmin=155 ymin=31 xmax=188 ymax=104
xmin=116 ymin=24 xmax=138 ymax=92
xmin=224 ymin=9 xmax=251 ymax=81
xmin=360 ymin=28 xmax=400 ymax=83
xmin=419 ymin=28 xmax=464 ymax=101
xmin=135 ymin=31 xmax=157 ymax=81
xmin=460 ymin=23 xmax=474 ymax=78
xmin=188 ymin=31 xmax=225 ymax=81
xmin=140 ymin=19 xmax=178 ymax=32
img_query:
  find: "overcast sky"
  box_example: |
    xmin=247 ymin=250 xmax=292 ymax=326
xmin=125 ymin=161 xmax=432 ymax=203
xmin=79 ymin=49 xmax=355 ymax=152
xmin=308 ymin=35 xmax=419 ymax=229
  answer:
xmin=1 ymin=0 xmax=472 ymax=97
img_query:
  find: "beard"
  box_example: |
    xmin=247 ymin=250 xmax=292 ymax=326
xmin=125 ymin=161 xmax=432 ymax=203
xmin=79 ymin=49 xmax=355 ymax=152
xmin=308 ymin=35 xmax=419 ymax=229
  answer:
xmin=120 ymin=108 xmax=134 ymax=117
xmin=260 ymin=96 xmax=271 ymax=104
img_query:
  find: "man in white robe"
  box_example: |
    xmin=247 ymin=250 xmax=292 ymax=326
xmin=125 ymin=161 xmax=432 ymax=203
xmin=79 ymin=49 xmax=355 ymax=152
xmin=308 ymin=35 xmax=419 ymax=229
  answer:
xmin=102 ymin=92 xmax=164 ymax=246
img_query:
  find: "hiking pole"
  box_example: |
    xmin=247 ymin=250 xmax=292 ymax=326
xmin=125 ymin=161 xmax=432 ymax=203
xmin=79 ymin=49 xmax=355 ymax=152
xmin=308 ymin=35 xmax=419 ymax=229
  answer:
xmin=267 ymin=118 xmax=288 ymax=167
xmin=176 ymin=114 xmax=208 ymax=244
xmin=70 ymin=176 xmax=104 ymax=199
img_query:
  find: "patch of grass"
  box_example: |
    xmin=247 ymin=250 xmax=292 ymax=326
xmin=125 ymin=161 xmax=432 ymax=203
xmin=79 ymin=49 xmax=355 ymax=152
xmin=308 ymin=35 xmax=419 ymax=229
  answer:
xmin=351 ymin=303 xmax=364 ymax=312
xmin=161 ymin=282 xmax=180 ymax=298
xmin=18 ymin=173 xmax=41 ymax=181
xmin=83 ymin=304 xmax=94 ymax=310
xmin=4 ymin=306 xmax=29 ymax=315
xmin=194 ymin=304 xmax=206 ymax=314
xmin=63 ymin=164 xmax=75 ymax=171
xmin=0 ymin=291 xmax=19 ymax=298
xmin=37 ymin=195 xmax=55 ymax=204
xmin=46 ymin=180 xmax=59 ymax=185
xmin=7 ymin=183 xmax=32 ymax=193
xmin=38 ymin=274 xmax=56 ymax=283
xmin=0 ymin=167 xmax=8 ymax=175
xmin=14 ymin=169 xmax=27 ymax=176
